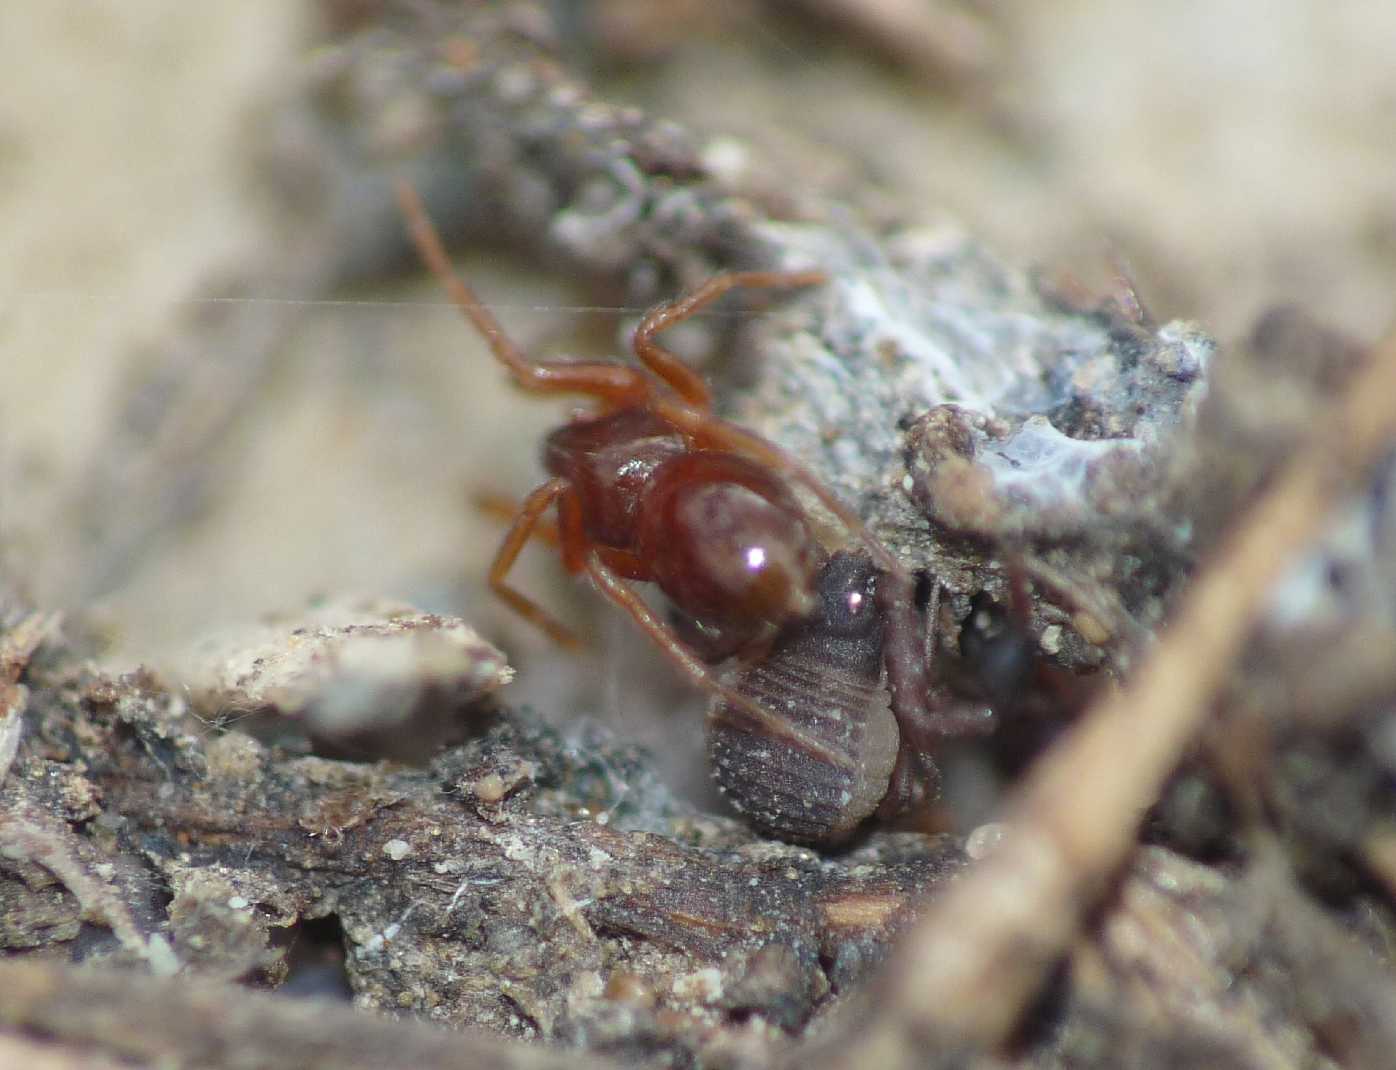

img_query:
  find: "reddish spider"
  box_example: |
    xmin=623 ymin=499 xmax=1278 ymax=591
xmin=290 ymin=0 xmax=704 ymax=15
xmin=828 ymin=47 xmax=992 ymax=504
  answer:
xmin=397 ymin=181 xmax=957 ymax=840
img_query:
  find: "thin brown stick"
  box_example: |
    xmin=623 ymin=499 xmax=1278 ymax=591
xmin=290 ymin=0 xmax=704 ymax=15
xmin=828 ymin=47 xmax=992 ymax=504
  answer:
xmin=805 ymin=321 xmax=1396 ymax=1060
xmin=0 ymin=958 xmax=609 ymax=1070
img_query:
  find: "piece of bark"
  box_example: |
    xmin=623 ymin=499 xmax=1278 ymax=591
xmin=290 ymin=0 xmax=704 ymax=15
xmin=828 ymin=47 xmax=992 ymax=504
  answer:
xmin=6 ymin=629 xmax=1391 ymax=1069
xmin=0 ymin=957 xmax=610 ymax=1070
xmin=5 ymin=651 xmax=964 ymax=1063
xmin=179 ymin=598 xmax=512 ymax=761
xmin=789 ymin=321 xmax=1396 ymax=1066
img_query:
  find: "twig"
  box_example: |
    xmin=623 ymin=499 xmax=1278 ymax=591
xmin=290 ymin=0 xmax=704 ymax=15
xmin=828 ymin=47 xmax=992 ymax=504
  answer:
xmin=0 ymin=958 xmax=610 ymax=1070
xmin=803 ymin=322 xmax=1396 ymax=1059
xmin=0 ymin=815 xmax=178 ymax=976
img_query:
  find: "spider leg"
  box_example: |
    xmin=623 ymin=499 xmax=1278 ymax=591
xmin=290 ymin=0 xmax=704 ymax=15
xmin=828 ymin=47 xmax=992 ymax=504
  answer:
xmin=583 ymin=551 xmax=848 ymax=769
xmin=487 ymin=478 xmax=581 ymax=649
xmin=878 ymin=567 xmax=938 ymax=751
xmin=481 ymin=493 xmax=650 ymax=573
xmin=475 ymin=489 xmax=560 ymax=546
xmin=632 ymin=270 xmax=826 ymax=409
xmin=886 ymin=567 xmax=997 ymax=739
xmin=396 ymin=179 xmax=651 ymax=408
xmin=1003 ymin=557 xmax=1035 ymax=631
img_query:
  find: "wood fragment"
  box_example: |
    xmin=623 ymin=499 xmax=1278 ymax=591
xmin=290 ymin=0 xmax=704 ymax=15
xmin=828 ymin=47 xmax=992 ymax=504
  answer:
xmin=0 ymin=612 xmax=56 ymax=785
xmin=0 ymin=958 xmax=610 ymax=1070
xmin=803 ymin=323 xmax=1396 ymax=1059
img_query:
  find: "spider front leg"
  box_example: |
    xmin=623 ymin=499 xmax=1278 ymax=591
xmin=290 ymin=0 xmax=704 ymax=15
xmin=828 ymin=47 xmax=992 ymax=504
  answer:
xmin=396 ymin=179 xmax=653 ymax=409
xmin=631 ymin=269 xmax=827 ymax=409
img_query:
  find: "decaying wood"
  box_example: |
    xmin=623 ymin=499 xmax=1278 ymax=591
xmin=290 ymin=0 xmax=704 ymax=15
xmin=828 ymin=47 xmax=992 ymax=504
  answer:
xmin=1 ymin=620 xmax=965 ymax=1065
xmin=2 ymin=573 xmax=1392 ymax=1069
xmin=811 ymin=322 xmax=1396 ymax=1061
xmin=0 ymin=957 xmax=608 ymax=1070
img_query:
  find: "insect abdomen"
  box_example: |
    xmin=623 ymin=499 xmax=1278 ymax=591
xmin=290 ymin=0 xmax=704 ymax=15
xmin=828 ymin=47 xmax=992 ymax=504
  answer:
xmin=706 ymin=552 xmax=899 ymax=844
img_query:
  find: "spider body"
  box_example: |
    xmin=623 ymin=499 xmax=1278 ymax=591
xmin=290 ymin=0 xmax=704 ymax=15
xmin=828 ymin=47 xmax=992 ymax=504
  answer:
xmin=544 ymin=409 xmax=821 ymax=647
xmin=541 ymin=408 xmax=684 ymax=550
xmin=709 ymin=553 xmax=980 ymax=843
xmin=396 ymin=180 xmax=967 ymax=841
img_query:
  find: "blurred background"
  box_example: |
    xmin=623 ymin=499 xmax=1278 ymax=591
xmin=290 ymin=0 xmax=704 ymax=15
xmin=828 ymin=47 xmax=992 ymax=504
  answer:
xmin=2 ymin=0 xmax=1393 ymax=799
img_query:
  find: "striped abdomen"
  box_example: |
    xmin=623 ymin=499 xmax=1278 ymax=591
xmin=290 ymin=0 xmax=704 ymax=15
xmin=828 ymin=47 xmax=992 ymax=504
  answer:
xmin=707 ymin=553 xmax=899 ymax=843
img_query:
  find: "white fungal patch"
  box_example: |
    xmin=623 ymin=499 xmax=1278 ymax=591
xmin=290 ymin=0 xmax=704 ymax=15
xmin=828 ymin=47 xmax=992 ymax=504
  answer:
xmin=671 ymin=967 xmax=724 ymax=1004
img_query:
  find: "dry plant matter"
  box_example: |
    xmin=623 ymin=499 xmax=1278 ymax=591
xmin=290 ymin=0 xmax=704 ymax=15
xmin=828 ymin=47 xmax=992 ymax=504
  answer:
xmin=813 ymin=323 xmax=1396 ymax=1061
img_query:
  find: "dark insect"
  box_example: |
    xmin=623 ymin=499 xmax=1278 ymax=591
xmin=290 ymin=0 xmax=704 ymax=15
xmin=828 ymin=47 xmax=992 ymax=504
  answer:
xmin=949 ymin=570 xmax=1099 ymax=771
xmin=396 ymin=181 xmax=967 ymax=843
xmin=710 ymin=555 xmax=1008 ymax=842
xmin=710 ymin=552 xmax=916 ymax=841
xmin=956 ymin=584 xmax=1043 ymax=713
